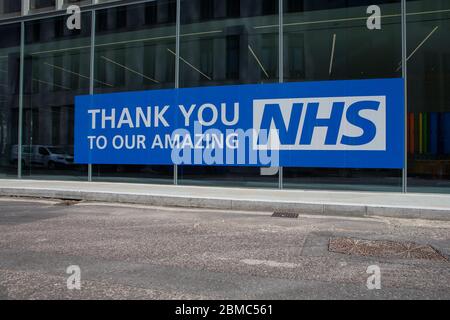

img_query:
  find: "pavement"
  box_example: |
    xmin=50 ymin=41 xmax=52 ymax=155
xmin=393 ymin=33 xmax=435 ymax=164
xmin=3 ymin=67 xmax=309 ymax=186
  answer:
xmin=0 ymin=197 xmax=449 ymax=300
xmin=1 ymin=179 xmax=450 ymax=220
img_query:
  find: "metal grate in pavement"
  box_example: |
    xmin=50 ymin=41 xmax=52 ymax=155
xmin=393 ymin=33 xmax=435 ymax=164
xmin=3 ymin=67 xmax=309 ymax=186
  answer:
xmin=55 ymin=199 xmax=83 ymax=206
xmin=329 ymin=237 xmax=448 ymax=261
xmin=272 ymin=212 xmax=299 ymax=219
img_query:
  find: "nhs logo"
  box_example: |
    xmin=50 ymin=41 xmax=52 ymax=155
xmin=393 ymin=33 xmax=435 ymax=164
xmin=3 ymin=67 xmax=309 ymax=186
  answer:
xmin=254 ymin=96 xmax=386 ymax=151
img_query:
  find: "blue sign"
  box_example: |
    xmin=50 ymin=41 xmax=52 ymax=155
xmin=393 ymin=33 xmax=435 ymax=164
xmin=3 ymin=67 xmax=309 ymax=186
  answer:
xmin=75 ymin=78 xmax=404 ymax=168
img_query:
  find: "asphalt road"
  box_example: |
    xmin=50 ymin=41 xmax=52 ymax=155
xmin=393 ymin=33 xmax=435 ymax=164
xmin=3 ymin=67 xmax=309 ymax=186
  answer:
xmin=0 ymin=197 xmax=449 ymax=300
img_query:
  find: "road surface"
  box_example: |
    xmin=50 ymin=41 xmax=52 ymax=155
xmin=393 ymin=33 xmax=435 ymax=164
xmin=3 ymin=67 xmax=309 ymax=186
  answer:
xmin=0 ymin=197 xmax=449 ymax=300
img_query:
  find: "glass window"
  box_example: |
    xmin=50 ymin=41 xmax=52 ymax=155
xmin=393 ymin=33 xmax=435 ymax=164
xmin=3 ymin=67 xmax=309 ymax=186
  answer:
xmin=178 ymin=0 xmax=280 ymax=188
xmin=92 ymin=0 xmax=176 ymax=184
xmin=22 ymin=13 xmax=91 ymax=180
xmin=96 ymin=0 xmax=121 ymax=4
xmin=406 ymin=0 xmax=450 ymax=193
xmin=62 ymin=0 xmax=92 ymax=9
xmin=3 ymin=0 xmax=446 ymax=195
xmin=282 ymin=0 xmax=403 ymax=192
xmin=30 ymin=0 xmax=56 ymax=14
xmin=0 ymin=23 xmax=20 ymax=178
xmin=0 ymin=0 xmax=21 ymax=18
xmin=179 ymin=0 xmax=279 ymax=88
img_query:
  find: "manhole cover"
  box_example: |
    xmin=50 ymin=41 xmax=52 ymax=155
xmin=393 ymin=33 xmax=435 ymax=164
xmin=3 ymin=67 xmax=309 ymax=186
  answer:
xmin=272 ymin=212 xmax=299 ymax=219
xmin=329 ymin=237 xmax=448 ymax=261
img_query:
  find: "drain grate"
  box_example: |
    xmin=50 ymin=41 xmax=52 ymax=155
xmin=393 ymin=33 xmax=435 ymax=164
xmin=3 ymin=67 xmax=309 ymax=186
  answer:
xmin=55 ymin=199 xmax=82 ymax=206
xmin=272 ymin=212 xmax=299 ymax=219
xmin=329 ymin=237 xmax=448 ymax=261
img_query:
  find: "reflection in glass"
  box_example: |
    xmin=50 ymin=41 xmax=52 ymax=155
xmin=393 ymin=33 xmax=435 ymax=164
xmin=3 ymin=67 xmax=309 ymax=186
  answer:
xmin=179 ymin=0 xmax=279 ymax=88
xmin=178 ymin=0 xmax=280 ymax=188
xmin=2 ymin=0 xmax=447 ymax=194
xmin=0 ymin=0 xmax=21 ymax=18
xmin=281 ymin=0 xmax=403 ymax=192
xmin=62 ymin=0 xmax=92 ymax=9
xmin=407 ymin=0 xmax=450 ymax=193
xmin=92 ymin=0 xmax=176 ymax=184
xmin=22 ymin=14 xmax=91 ymax=180
xmin=0 ymin=23 xmax=20 ymax=178
xmin=30 ymin=0 xmax=56 ymax=14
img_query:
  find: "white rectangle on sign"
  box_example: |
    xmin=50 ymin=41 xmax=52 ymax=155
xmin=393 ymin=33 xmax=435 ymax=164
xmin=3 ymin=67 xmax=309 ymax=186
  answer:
xmin=253 ymin=96 xmax=386 ymax=151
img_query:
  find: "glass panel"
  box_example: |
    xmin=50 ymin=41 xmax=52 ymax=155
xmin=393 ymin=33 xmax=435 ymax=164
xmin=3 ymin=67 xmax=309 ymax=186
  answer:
xmin=0 ymin=23 xmax=20 ymax=178
xmin=282 ymin=0 xmax=403 ymax=192
xmin=178 ymin=0 xmax=280 ymax=188
xmin=406 ymin=0 xmax=450 ymax=193
xmin=92 ymin=0 xmax=176 ymax=184
xmin=30 ymin=0 xmax=56 ymax=14
xmin=0 ymin=0 xmax=21 ymax=19
xmin=22 ymin=13 xmax=91 ymax=180
xmin=62 ymin=0 xmax=92 ymax=9
xmin=96 ymin=0 xmax=121 ymax=4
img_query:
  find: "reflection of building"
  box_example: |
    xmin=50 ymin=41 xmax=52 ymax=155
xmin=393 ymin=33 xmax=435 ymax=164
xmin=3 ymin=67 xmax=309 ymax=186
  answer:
xmin=0 ymin=0 xmax=450 ymax=194
xmin=0 ymin=22 xmax=20 ymax=170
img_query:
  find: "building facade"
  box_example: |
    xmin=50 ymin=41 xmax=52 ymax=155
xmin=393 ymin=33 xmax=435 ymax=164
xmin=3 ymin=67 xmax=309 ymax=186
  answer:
xmin=0 ymin=0 xmax=449 ymax=193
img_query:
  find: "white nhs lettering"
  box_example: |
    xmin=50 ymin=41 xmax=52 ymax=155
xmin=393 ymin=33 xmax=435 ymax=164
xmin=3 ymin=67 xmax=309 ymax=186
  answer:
xmin=253 ymin=96 xmax=386 ymax=151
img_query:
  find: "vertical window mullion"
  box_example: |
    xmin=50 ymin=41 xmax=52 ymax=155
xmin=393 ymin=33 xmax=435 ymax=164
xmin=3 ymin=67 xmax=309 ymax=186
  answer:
xmin=173 ymin=0 xmax=180 ymax=185
xmin=401 ymin=0 xmax=407 ymax=193
xmin=278 ymin=0 xmax=283 ymax=189
xmin=88 ymin=9 xmax=95 ymax=182
xmin=18 ymin=21 xmax=25 ymax=179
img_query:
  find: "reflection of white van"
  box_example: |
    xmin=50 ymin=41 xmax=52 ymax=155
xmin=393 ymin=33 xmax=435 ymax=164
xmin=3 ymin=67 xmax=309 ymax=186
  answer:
xmin=10 ymin=145 xmax=74 ymax=169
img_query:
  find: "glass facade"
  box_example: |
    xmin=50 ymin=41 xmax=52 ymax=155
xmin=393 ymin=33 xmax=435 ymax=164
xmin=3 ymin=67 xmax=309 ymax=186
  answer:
xmin=0 ymin=1 xmax=21 ymax=19
xmin=282 ymin=0 xmax=403 ymax=192
xmin=407 ymin=0 xmax=450 ymax=193
xmin=92 ymin=0 xmax=176 ymax=183
xmin=29 ymin=0 xmax=57 ymax=14
xmin=22 ymin=13 xmax=91 ymax=180
xmin=0 ymin=0 xmax=449 ymax=194
xmin=0 ymin=23 xmax=20 ymax=178
xmin=178 ymin=0 xmax=280 ymax=187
